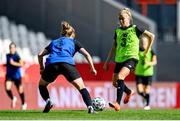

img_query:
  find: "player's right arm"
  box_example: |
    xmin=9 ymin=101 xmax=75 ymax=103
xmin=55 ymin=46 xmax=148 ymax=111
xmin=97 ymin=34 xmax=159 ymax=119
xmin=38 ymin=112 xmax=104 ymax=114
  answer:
xmin=142 ymin=30 xmax=155 ymax=56
xmin=103 ymin=41 xmax=116 ymax=71
xmin=38 ymin=49 xmax=49 ymax=74
xmin=10 ymin=59 xmax=24 ymax=67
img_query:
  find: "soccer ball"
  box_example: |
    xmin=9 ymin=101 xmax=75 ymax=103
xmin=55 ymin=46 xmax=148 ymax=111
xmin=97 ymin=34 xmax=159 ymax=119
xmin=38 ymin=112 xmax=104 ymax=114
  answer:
xmin=92 ymin=97 xmax=106 ymax=111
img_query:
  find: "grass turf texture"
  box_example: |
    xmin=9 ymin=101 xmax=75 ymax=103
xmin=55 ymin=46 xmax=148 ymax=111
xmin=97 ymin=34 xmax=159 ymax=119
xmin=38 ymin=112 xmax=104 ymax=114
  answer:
xmin=0 ymin=109 xmax=179 ymax=120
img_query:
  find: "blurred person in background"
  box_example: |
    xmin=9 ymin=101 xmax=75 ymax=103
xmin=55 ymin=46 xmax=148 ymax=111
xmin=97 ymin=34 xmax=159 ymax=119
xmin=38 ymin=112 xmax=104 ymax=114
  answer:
xmin=103 ymin=8 xmax=155 ymax=111
xmin=135 ymin=35 xmax=157 ymax=110
xmin=38 ymin=21 xmax=97 ymax=113
xmin=5 ymin=42 xmax=27 ymax=110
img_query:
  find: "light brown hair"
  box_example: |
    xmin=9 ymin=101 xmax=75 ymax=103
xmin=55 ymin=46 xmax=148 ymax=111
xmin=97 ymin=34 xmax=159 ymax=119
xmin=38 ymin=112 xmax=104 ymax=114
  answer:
xmin=9 ymin=42 xmax=16 ymax=48
xmin=61 ymin=21 xmax=74 ymax=37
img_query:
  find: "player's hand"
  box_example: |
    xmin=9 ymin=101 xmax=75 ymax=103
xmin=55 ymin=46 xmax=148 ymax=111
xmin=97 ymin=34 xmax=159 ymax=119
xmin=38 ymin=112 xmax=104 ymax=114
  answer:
xmin=113 ymin=80 xmax=118 ymax=88
xmin=91 ymin=69 xmax=97 ymax=76
xmin=103 ymin=62 xmax=109 ymax=71
xmin=10 ymin=58 xmax=15 ymax=65
xmin=145 ymin=60 xmax=151 ymax=66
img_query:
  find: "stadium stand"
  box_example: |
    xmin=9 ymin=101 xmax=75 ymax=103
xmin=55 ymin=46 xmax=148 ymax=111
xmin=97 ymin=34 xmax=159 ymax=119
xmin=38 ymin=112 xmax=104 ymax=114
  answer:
xmin=0 ymin=16 xmax=46 ymax=64
xmin=0 ymin=16 xmax=101 ymax=64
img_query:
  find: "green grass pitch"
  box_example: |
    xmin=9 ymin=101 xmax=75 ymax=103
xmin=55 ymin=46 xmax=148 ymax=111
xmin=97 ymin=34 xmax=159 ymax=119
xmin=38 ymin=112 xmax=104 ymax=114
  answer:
xmin=0 ymin=109 xmax=179 ymax=120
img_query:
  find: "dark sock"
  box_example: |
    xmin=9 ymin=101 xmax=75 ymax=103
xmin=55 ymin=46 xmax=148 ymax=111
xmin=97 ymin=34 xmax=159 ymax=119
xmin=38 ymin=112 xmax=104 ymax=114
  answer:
xmin=20 ymin=93 xmax=25 ymax=104
xmin=39 ymin=85 xmax=50 ymax=101
xmin=138 ymin=92 xmax=145 ymax=98
xmin=145 ymin=93 xmax=150 ymax=106
xmin=124 ymin=84 xmax=131 ymax=95
xmin=80 ymin=88 xmax=92 ymax=107
xmin=116 ymin=79 xmax=125 ymax=104
xmin=6 ymin=90 xmax=13 ymax=100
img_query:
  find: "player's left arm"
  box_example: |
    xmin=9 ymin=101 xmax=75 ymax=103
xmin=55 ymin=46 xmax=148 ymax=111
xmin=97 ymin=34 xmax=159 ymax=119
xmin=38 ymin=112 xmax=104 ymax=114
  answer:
xmin=79 ymin=48 xmax=97 ymax=76
xmin=142 ymin=30 xmax=155 ymax=56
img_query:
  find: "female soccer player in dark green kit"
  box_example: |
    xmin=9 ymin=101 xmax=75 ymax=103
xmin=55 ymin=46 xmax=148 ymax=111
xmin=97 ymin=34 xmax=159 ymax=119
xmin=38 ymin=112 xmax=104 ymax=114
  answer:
xmin=103 ymin=8 xmax=155 ymax=111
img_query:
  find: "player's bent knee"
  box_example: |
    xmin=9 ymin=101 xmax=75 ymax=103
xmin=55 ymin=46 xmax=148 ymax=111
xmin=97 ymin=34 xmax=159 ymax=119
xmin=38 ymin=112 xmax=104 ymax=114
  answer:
xmin=137 ymin=84 xmax=144 ymax=93
xmin=73 ymin=83 xmax=85 ymax=90
xmin=137 ymin=89 xmax=143 ymax=94
xmin=144 ymin=86 xmax=151 ymax=94
xmin=118 ymin=67 xmax=130 ymax=80
xmin=118 ymin=72 xmax=128 ymax=80
xmin=71 ymin=78 xmax=85 ymax=90
xmin=6 ymin=85 xmax=11 ymax=90
xmin=18 ymin=85 xmax=24 ymax=93
xmin=6 ymin=81 xmax=12 ymax=90
xmin=117 ymin=75 xmax=125 ymax=80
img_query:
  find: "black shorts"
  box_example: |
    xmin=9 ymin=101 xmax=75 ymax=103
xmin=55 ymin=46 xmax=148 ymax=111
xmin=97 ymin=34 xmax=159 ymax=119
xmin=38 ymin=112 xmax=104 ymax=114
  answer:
xmin=136 ymin=75 xmax=152 ymax=85
xmin=114 ymin=58 xmax=138 ymax=73
xmin=42 ymin=62 xmax=81 ymax=83
xmin=5 ymin=76 xmax=22 ymax=87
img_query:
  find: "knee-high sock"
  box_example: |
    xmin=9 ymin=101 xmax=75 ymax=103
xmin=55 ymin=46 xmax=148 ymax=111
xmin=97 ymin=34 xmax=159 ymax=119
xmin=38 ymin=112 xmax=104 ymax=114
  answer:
xmin=116 ymin=79 xmax=125 ymax=104
xmin=6 ymin=90 xmax=13 ymax=100
xmin=80 ymin=88 xmax=92 ymax=107
xmin=124 ymin=84 xmax=131 ymax=95
xmin=144 ymin=93 xmax=150 ymax=106
xmin=138 ymin=91 xmax=145 ymax=98
xmin=39 ymin=85 xmax=50 ymax=101
xmin=19 ymin=93 xmax=25 ymax=104
xmin=137 ymin=88 xmax=145 ymax=98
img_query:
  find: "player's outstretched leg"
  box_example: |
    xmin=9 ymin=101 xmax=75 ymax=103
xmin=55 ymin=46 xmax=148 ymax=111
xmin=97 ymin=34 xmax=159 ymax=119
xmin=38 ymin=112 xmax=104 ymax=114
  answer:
xmin=39 ymin=78 xmax=53 ymax=113
xmin=136 ymin=83 xmax=146 ymax=105
xmin=19 ymin=91 xmax=27 ymax=110
xmin=137 ymin=84 xmax=145 ymax=98
xmin=5 ymin=81 xmax=17 ymax=108
xmin=16 ymin=83 xmax=27 ymax=110
xmin=11 ymin=96 xmax=17 ymax=108
xmin=144 ymin=93 xmax=150 ymax=110
xmin=71 ymin=78 xmax=96 ymax=114
xmin=109 ymin=79 xmax=124 ymax=111
xmin=79 ymin=88 xmax=95 ymax=113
